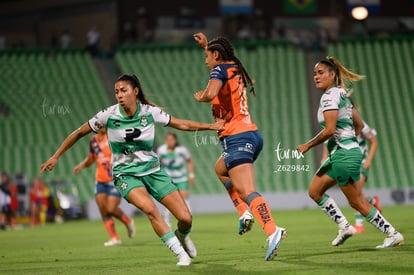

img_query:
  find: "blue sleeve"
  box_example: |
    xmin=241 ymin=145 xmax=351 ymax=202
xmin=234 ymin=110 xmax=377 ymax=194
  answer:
xmin=209 ymin=65 xmax=228 ymax=84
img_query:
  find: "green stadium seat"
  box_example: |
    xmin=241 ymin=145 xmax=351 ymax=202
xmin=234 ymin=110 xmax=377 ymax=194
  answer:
xmin=0 ymin=50 xmax=111 ymax=203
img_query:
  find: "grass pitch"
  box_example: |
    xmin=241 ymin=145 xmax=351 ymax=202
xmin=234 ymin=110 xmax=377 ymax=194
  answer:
xmin=0 ymin=205 xmax=412 ymax=274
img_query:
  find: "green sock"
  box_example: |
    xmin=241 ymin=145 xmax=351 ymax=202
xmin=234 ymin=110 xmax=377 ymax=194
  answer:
xmin=161 ymin=231 xmax=175 ymax=244
xmin=355 ymin=212 xmax=364 ymax=226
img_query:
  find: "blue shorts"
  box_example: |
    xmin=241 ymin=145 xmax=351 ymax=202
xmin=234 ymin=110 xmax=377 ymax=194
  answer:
xmin=95 ymin=181 xmax=121 ymax=197
xmin=220 ymin=130 xmax=263 ymax=170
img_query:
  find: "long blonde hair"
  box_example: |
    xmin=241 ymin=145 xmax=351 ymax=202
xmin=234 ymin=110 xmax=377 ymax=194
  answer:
xmin=320 ymin=56 xmax=365 ymax=92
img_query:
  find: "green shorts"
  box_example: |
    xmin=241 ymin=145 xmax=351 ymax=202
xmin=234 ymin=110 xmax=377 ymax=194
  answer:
xmin=173 ymin=181 xmax=190 ymax=191
xmin=317 ymin=147 xmax=363 ymax=186
xmin=114 ymin=169 xmax=177 ymax=202
xmin=360 ymin=165 xmax=369 ymax=180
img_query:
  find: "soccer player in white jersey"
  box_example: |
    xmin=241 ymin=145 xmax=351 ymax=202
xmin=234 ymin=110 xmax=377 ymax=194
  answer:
xmin=297 ymin=57 xmax=403 ymax=248
xmin=40 ymin=74 xmax=224 ymax=266
xmin=157 ymin=132 xmax=194 ymax=227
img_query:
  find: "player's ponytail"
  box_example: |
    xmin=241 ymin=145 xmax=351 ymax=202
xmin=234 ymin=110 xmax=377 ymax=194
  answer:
xmin=207 ymin=37 xmax=255 ymax=96
xmin=116 ymin=74 xmax=155 ymax=106
xmin=320 ymin=56 xmax=365 ymax=92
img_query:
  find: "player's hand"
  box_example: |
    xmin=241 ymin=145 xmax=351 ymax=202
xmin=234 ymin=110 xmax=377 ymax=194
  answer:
xmin=39 ymin=157 xmax=58 ymax=173
xmin=194 ymin=90 xmax=204 ymax=102
xmin=211 ymin=118 xmax=225 ymax=131
xmin=189 ymin=177 xmax=195 ymax=187
xmin=362 ymin=160 xmax=371 ymax=170
xmin=73 ymin=165 xmax=82 ymax=174
xmin=193 ymin=32 xmax=207 ymax=48
xmin=296 ymin=143 xmax=310 ymax=155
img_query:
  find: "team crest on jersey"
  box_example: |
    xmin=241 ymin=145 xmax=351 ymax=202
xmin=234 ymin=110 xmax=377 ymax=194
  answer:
xmin=120 ymin=182 xmax=128 ymax=191
xmin=140 ymin=116 xmax=148 ymax=127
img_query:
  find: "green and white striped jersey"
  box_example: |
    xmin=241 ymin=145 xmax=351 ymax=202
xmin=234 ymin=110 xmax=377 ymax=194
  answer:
xmin=88 ymin=103 xmax=170 ymax=177
xmin=157 ymin=144 xmax=191 ymax=184
xmin=318 ymin=87 xmax=359 ymax=152
xmin=357 ymin=121 xmax=377 ymax=162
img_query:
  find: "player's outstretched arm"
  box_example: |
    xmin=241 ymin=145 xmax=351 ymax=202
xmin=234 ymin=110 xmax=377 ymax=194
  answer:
xmin=168 ymin=116 xmax=224 ymax=131
xmin=73 ymin=153 xmax=95 ymax=174
xmin=193 ymin=32 xmax=208 ymax=49
xmin=40 ymin=122 xmax=93 ymax=173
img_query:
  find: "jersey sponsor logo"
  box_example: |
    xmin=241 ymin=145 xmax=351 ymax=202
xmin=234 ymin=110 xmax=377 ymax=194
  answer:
xmin=238 ymin=143 xmax=254 ymax=154
xmin=112 ymin=120 xmax=121 ymax=127
xmin=124 ymin=128 xmax=142 ymax=142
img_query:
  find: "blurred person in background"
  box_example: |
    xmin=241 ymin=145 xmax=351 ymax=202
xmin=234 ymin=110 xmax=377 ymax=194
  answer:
xmin=157 ymin=132 xmax=195 ymax=227
xmin=7 ymin=178 xmax=19 ymax=228
xmin=0 ymin=172 xmax=11 ymax=230
xmin=29 ymin=177 xmax=49 ymax=226
xmin=73 ymin=127 xmax=136 ymax=246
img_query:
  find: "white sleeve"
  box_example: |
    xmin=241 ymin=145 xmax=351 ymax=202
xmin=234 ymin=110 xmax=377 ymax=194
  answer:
xmin=88 ymin=107 xmax=112 ymax=133
xmin=149 ymin=106 xmax=171 ymax=126
xmin=320 ymin=89 xmax=340 ymax=112
xmin=181 ymin=146 xmax=191 ymax=160
xmin=361 ymin=122 xmax=377 ymax=139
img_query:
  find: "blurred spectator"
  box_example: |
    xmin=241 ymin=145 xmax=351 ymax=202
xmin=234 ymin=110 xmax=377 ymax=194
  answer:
xmin=60 ymin=29 xmax=72 ymax=49
xmin=8 ymin=178 xmax=19 ymax=228
xmin=86 ymin=26 xmax=101 ymax=57
xmin=122 ymin=22 xmax=137 ymax=44
xmin=29 ymin=177 xmax=49 ymax=226
xmin=237 ymin=24 xmax=253 ymax=41
xmin=0 ymin=172 xmax=11 ymax=230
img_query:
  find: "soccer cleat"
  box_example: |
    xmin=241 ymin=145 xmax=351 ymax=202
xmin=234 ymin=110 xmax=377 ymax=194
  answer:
xmin=265 ymin=227 xmax=287 ymax=261
xmin=238 ymin=211 xmax=254 ymax=235
xmin=176 ymin=253 xmax=192 ymax=266
xmin=373 ymin=196 xmax=382 ymax=213
xmin=104 ymin=238 xmax=122 ymax=246
xmin=332 ymin=225 xmax=356 ymax=246
xmin=354 ymin=225 xmax=365 ymax=234
xmin=126 ymin=219 xmax=136 ymax=238
xmin=175 ymin=230 xmax=197 ymax=258
xmin=376 ymin=231 xmax=404 ymax=248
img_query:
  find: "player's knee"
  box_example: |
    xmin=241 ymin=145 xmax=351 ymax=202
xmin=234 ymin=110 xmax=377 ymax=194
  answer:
xmin=142 ymin=205 xmax=159 ymax=220
xmin=177 ymin=212 xmax=192 ymax=227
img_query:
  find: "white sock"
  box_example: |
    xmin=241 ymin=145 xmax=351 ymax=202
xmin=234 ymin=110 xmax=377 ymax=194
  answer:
xmin=165 ymin=236 xmax=187 ymax=258
xmin=317 ymin=194 xmax=349 ymax=229
xmin=366 ymin=208 xmax=395 ymax=234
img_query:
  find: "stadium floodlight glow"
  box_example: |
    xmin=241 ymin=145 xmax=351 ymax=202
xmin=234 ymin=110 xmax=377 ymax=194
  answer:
xmin=351 ymin=6 xmax=369 ymax=21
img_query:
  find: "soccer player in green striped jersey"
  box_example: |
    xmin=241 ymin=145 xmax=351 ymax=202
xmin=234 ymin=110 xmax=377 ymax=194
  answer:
xmin=40 ymin=74 xmax=223 ymax=266
xmin=297 ymin=57 xmax=403 ymax=249
xmin=157 ymin=132 xmax=195 ymax=227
